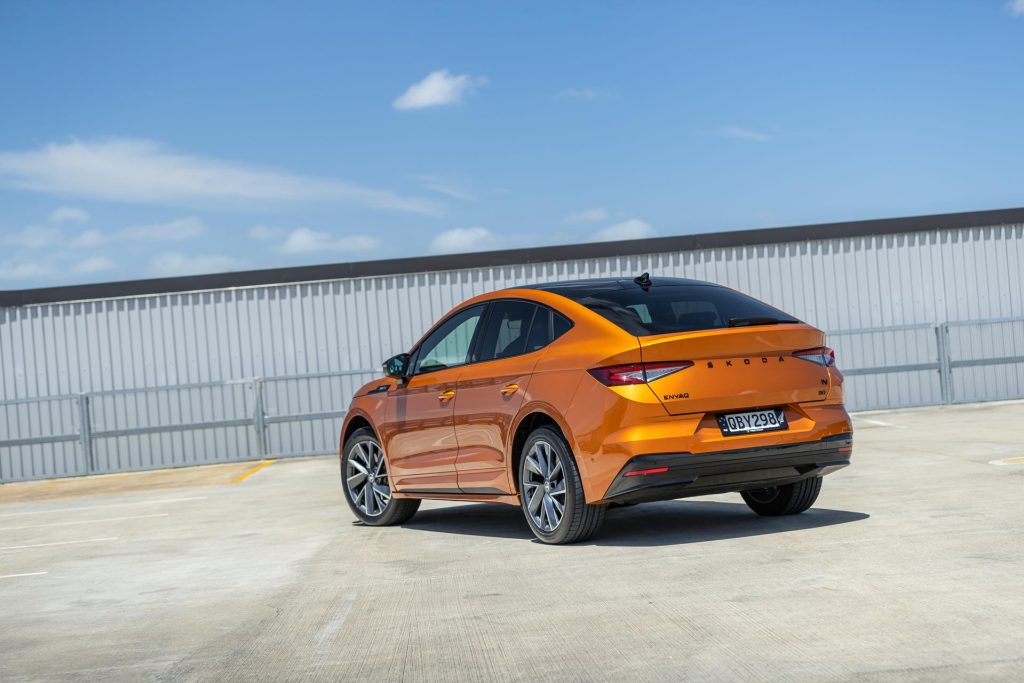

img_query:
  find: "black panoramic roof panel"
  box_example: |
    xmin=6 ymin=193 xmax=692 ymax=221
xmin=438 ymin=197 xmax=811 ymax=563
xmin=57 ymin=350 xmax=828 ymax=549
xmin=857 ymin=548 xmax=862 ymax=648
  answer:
xmin=526 ymin=276 xmax=717 ymax=299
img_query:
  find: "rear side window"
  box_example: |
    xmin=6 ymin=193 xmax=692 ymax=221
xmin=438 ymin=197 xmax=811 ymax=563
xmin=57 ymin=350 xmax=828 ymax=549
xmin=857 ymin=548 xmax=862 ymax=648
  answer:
xmin=474 ymin=301 xmax=575 ymax=361
xmin=524 ymin=307 xmax=573 ymax=352
xmin=476 ymin=300 xmax=538 ymax=361
xmin=576 ymin=285 xmax=798 ymax=336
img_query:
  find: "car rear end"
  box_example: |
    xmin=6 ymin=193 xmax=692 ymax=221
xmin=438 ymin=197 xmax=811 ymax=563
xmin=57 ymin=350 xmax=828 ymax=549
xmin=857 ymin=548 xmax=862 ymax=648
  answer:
xmin=545 ymin=278 xmax=853 ymax=504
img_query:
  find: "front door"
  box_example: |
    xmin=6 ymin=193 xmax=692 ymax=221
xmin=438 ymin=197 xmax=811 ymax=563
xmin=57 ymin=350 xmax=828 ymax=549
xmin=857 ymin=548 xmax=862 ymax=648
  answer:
xmin=381 ymin=304 xmax=485 ymax=492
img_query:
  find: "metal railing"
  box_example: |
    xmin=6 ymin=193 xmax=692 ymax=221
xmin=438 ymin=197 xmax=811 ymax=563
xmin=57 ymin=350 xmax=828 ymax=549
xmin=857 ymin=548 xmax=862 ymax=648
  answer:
xmin=0 ymin=369 xmax=376 ymax=482
xmin=2 ymin=315 xmax=1024 ymax=482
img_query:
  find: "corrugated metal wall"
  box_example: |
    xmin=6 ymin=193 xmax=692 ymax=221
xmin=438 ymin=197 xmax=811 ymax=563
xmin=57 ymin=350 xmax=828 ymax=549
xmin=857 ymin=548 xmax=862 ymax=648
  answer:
xmin=2 ymin=222 xmax=1023 ymax=481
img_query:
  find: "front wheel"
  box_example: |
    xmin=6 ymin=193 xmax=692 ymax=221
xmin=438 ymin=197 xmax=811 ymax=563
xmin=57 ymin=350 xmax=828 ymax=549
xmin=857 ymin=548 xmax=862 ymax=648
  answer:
xmin=741 ymin=477 xmax=822 ymax=516
xmin=518 ymin=427 xmax=605 ymax=544
xmin=342 ymin=428 xmax=420 ymax=526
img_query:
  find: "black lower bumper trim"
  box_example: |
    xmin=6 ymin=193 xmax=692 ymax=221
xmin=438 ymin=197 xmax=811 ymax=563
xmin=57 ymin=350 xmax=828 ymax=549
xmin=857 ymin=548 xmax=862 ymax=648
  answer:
xmin=601 ymin=434 xmax=852 ymax=504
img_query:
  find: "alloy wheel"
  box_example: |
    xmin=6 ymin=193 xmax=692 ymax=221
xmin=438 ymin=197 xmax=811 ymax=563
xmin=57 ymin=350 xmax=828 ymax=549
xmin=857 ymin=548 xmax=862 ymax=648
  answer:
xmin=346 ymin=440 xmax=391 ymax=516
xmin=522 ymin=439 xmax=567 ymax=532
xmin=745 ymin=487 xmax=779 ymax=504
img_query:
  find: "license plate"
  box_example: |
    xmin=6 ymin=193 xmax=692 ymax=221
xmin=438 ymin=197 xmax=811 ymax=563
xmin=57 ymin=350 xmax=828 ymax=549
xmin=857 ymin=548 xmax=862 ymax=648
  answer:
xmin=717 ymin=408 xmax=788 ymax=435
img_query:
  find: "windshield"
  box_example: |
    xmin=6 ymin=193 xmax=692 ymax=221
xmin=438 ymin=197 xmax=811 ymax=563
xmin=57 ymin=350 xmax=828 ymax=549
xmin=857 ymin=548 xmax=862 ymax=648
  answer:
xmin=575 ymin=285 xmax=799 ymax=336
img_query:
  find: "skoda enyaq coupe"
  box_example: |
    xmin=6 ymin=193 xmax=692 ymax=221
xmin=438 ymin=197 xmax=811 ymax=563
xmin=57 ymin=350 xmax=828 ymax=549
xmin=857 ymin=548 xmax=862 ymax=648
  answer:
xmin=340 ymin=275 xmax=852 ymax=544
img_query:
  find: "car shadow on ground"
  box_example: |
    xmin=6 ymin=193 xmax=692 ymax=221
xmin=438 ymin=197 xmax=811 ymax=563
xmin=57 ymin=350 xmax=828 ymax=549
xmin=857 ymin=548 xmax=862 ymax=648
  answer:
xmin=401 ymin=499 xmax=870 ymax=547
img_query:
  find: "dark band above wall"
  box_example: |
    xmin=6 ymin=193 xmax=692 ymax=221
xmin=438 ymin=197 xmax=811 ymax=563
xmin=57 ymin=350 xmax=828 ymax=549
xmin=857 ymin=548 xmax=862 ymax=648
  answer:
xmin=2 ymin=207 xmax=1023 ymax=307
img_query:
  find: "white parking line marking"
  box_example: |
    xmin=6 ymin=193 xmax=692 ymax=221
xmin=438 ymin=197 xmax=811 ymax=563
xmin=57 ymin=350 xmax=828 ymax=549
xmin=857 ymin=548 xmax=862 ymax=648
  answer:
xmin=0 ymin=537 xmax=117 ymax=552
xmin=0 ymin=496 xmax=207 ymax=519
xmin=317 ymin=590 xmax=358 ymax=652
xmin=0 ymin=571 xmax=48 ymax=579
xmin=0 ymin=513 xmax=169 ymax=532
xmin=856 ymin=417 xmax=897 ymax=427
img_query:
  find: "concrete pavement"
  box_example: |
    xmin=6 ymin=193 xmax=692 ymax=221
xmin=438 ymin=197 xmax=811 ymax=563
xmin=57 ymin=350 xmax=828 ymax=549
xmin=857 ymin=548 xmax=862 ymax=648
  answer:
xmin=1 ymin=401 xmax=1023 ymax=681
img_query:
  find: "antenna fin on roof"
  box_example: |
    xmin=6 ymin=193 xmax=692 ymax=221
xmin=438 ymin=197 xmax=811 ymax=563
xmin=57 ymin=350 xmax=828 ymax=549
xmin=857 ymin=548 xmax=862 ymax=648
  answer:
xmin=633 ymin=272 xmax=652 ymax=290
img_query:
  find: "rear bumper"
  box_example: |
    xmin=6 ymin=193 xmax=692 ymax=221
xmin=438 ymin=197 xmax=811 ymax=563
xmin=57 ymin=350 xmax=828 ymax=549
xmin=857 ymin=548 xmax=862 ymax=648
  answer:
xmin=600 ymin=434 xmax=852 ymax=504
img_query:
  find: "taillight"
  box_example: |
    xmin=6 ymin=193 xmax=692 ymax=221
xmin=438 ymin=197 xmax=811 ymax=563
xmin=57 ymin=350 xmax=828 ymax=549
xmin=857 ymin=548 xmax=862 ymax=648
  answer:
xmin=588 ymin=361 xmax=694 ymax=386
xmin=793 ymin=347 xmax=835 ymax=367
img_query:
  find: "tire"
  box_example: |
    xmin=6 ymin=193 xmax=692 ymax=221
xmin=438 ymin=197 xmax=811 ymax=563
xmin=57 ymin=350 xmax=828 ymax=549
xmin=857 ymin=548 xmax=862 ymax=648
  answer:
xmin=741 ymin=477 xmax=822 ymax=516
xmin=518 ymin=427 xmax=606 ymax=544
xmin=342 ymin=427 xmax=420 ymax=526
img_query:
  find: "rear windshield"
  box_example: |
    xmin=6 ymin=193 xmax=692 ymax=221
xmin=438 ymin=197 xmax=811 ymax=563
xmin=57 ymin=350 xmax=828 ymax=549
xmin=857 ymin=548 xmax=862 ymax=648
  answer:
xmin=575 ymin=285 xmax=798 ymax=336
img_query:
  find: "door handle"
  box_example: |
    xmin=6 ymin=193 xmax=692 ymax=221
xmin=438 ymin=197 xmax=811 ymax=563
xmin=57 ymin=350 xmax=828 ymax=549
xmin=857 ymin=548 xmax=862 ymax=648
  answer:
xmin=500 ymin=383 xmax=519 ymax=396
xmin=438 ymin=389 xmax=456 ymax=402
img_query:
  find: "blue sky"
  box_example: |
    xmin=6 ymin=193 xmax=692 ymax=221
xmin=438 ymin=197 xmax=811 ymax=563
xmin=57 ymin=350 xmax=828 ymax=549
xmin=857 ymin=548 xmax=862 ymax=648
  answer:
xmin=2 ymin=1 xmax=1023 ymax=287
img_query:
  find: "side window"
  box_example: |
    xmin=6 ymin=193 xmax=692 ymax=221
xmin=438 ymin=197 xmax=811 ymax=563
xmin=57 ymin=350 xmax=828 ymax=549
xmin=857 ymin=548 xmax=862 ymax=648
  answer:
xmin=476 ymin=300 xmax=538 ymax=362
xmin=552 ymin=311 xmax=573 ymax=340
xmin=524 ymin=306 xmax=574 ymax=353
xmin=526 ymin=307 xmax=551 ymax=352
xmin=414 ymin=305 xmax=485 ymax=374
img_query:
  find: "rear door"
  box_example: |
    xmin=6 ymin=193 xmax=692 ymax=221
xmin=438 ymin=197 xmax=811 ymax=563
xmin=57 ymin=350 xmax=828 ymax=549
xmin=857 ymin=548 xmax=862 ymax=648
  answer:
xmin=453 ymin=300 xmax=543 ymax=494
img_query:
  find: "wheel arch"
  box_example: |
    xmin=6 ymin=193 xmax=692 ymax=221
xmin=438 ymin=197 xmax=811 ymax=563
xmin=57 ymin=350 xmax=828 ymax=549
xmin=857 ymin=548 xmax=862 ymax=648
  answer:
xmin=340 ymin=410 xmax=376 ymax=457
xmin=507 ymin=405 xmax=579 ymax=495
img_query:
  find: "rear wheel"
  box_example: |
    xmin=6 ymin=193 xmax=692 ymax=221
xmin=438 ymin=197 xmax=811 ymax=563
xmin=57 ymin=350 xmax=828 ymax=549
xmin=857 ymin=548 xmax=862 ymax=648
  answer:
xmin=518 ymin=427 xmax=605 ymax=544
xmin=342 ymin=428 xmax=420 ymax=526
xmin=741 ymin=477 xmax=822 ymax=516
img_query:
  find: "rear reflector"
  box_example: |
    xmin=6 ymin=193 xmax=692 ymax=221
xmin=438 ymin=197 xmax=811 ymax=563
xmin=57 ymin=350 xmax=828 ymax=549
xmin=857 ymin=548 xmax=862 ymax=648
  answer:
xmin=838 ymin=446 xmax=853 ymax=453
xmin=624 ymin=466 xmax=669 ymax=477
xmin=588 ymin=361 xmax=694 ymax=386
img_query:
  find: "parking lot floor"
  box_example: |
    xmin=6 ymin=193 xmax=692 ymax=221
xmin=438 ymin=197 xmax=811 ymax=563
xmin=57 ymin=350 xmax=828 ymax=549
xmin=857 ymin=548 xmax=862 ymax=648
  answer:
xmin=1 ymin=400 xmax=1023 ymax=681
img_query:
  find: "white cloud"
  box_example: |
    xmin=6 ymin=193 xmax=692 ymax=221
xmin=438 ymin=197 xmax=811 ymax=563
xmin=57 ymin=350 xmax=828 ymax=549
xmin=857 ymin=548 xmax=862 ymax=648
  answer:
xmin=71 ymin=229 xmax=106 ymax=248
xmin=278 ymin=227 xmax=380 ymax=255
xmin=412 ymin=175 xmax=474 ymax=200
xmin=564 ymin=208 xmax=608 ymax=223
xmin=1009 ymin=0 xmax=1024 ymax=16
xmin=591 ymin=219 xmax=656 ymax=242
xmin=120 ymin=217 xmax=205 ymax=242
xmin=247 ymin=225 xmax=285 ymax=240
xmin=0 ymin=139 xmax=440 ymax=214
xmin=49 ymin=206 xmax=89 ymax=224
xmin=710 ymin=126 xmax=772 ymax=142
xmin=1 ymin=225 xmax=63 ymax=248
xmin=558 ymin=87 xmax=614 ymax=101
xmin=65 ymin=217 xmax=205 ymax=248
xmin=0 ymin=259 xmax=52 ymax=280
xmin=72 ymin=256 xmax=116 ymax=275
xmin=151 ymin=252 xmax=244 ymax=277
xmin=429 ymin=227 xmax=494 ymax=254
xmin=393 ymin=69 xmax=487 ymax=110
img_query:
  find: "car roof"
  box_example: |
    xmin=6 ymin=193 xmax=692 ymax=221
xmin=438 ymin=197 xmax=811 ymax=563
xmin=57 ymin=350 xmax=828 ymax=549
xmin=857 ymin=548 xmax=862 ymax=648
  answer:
xmin=520 ymin=276 xmax=719 ymax=299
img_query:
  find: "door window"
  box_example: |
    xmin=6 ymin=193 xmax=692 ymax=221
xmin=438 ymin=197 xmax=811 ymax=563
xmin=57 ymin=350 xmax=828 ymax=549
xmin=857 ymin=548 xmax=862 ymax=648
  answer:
xmin=413 ymin=305 xmax=485 ymax=374
xmin=524 ymin=306 xmax=573 ymax=352
xmin=475 ymin=300 xmax=538 ymax=361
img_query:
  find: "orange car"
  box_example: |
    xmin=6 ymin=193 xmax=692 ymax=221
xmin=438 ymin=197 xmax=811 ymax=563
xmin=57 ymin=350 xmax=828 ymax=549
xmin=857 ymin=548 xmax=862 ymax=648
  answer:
xmin=340 ymin=274 xmax=852 ymax=544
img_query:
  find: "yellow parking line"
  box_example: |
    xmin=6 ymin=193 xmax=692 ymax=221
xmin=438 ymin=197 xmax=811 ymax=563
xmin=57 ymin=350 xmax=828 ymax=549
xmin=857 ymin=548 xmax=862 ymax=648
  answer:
xmin=989 ymin=456 xmax=1024 ymax=466
xmin=231 ymin=460 xmax=277 ymax=484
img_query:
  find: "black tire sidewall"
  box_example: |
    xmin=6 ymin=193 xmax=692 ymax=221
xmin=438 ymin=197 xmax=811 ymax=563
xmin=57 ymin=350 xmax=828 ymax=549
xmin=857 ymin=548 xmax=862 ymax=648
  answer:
xmin=342 ymin=428 xmax=396 ymax=524
xmin=518 ymin=427 xmax=582 ymax=544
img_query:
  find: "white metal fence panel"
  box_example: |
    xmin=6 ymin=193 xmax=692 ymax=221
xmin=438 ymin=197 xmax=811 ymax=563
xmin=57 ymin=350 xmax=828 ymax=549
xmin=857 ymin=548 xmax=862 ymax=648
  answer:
xmin=947 ymin=318 xmax=1024 ymax=403
xmin=2 ymin=221 xmax=1024 ymax=482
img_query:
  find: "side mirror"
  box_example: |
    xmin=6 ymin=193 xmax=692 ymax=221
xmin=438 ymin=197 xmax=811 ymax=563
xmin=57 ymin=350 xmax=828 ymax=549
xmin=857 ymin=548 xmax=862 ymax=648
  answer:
xmin=383 ymin=353 xmax=411 ymax=379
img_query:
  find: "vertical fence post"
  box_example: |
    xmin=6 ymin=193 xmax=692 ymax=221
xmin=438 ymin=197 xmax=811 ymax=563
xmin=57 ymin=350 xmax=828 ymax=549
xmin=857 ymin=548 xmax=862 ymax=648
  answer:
xmin=935 ymin=323 xmax=953 ymax=404
xmin=78 ymin=393 xmax=94 ymax=474
xmin=252 ymin=378 xmax=268 ymax=458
